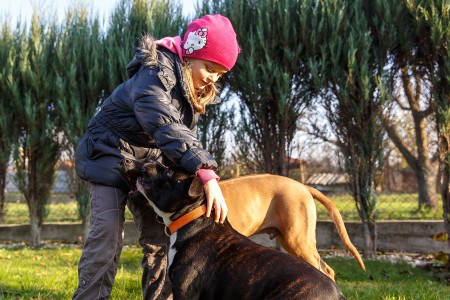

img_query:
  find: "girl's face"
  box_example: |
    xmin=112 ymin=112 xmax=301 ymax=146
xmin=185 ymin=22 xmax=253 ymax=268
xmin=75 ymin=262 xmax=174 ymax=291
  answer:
xmin=188 ymin=58 xmax=228 ymax=90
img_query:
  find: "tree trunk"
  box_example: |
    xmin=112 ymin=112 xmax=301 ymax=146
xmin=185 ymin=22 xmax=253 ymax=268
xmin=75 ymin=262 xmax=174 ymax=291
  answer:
xmin=353 ymin=165 xmax=378 ymax=258
xmin=437 ymin=115 xmax=450 ymax=249
xmin=384 ymin=119 xmax=438 ymax=209
xmin=299 ymin=160 xmax=305 ymax=184
xmin=416 ymin=165 xmax=438 ymax=209
xmin=29 ymin=201 xmax=41 ymax=246
xmin=0 ymin=162 xmax=6 ymax=221
xmin=81 ymin=214 xmax=91 ymax=241
xmin=361 ymin=219 xmax=377 ymax=258
xmin=76 ymin=178 xmax=91 ymax=241
xmin=442 ymin=163 xmax=450 ymax=250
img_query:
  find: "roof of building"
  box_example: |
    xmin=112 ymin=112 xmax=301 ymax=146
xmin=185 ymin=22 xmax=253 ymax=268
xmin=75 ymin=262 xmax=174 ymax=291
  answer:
xmin=306 ymin=173 xmax=349 ymax=186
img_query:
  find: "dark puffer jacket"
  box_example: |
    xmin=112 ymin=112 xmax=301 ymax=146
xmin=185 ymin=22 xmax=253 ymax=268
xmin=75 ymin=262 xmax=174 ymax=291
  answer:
xmin=75 ymin=35 xmax=217 ymax=191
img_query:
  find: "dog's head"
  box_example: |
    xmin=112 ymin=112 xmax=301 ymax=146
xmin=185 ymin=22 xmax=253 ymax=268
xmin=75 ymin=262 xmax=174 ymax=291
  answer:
xmin=122 ymin=158 xmax=144 ymax=195
xmin=123 ymin=158 xmax=205 ymax=223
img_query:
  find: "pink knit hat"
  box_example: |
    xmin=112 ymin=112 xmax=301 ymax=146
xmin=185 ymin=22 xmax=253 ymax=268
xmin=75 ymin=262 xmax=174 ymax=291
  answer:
xmin=182 ymin=14 xmax=240 ymax=71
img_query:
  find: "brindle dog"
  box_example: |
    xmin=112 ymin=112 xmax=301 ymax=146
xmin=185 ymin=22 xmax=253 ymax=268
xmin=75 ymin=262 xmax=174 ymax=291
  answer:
xmin=124 ymin=159 xmax=346 ymax=300
xmin=123 ymin=158 xmax=365 ymax=281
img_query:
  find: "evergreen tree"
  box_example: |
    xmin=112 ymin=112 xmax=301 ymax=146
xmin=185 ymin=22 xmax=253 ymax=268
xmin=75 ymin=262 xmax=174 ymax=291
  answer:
xmin=309 ymin=0 xmax=389 ymax=257
xmin=56 ymin=6 xmax=105 ymax=239
xmin=57 ymin=0 xmax=184 ymax=237
xmin=0 ymin=20 xmax=18 ymax=220
xmin=104 ymin=0 xmax=185 ymax=93
xmin=13 ymin=14 xmax=62 ymax=246
xmin=204 ymin=0 xmax=317 ymax=176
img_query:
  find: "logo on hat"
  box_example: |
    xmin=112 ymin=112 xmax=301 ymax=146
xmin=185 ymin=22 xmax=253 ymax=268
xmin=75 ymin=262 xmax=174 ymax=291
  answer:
xmin=183 ymin=28 xmax=208 ymax=55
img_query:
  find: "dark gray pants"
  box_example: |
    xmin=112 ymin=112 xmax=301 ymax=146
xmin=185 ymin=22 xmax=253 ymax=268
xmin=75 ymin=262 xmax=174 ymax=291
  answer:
xmin=72 ymin=183 xmax=172 ymax=300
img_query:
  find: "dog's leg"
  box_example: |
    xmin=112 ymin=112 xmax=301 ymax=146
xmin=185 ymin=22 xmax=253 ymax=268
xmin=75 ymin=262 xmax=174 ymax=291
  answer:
xmin=274 ymin=186 xmax=337 ymax=281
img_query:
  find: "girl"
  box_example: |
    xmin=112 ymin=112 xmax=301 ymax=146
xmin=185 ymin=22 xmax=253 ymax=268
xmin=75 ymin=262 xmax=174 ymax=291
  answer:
xmin=73 ymin=14 xmax=240 ymax=299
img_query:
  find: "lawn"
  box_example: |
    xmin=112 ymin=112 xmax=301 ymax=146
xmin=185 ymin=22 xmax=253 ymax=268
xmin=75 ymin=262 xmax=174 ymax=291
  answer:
xmin=1 ymin=200 xmax=134 ymax=224
xmin=1 ymin=192 xmax=443 ymax=225
xmin=0 ymin=245 xmax=448 ymax=300
xmin=315 ymin=192 xmax=443 ymax=221
xmin=1 ymin=192 xmax=447 ymax=299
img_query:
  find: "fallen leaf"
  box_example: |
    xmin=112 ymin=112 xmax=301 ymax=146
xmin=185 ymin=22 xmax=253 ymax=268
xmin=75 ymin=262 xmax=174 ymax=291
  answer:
xmin=434 ymin=251 xmax=449 ymax=264
xmin=431 ymin=232 xmax=448 ymax=242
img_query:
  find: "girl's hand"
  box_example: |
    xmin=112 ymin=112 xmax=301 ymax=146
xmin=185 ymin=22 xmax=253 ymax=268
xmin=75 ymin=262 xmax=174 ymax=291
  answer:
xmin=203 ymin=179 xmax=228 ymax=223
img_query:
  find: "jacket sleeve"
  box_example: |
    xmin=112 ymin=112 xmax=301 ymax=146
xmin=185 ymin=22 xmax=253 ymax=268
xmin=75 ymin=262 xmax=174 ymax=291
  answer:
xmin=132 ymin=71 xmax=217 ymax=173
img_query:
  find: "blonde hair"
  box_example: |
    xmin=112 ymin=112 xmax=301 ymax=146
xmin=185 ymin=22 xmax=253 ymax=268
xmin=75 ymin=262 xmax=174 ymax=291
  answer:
xmin=182 ymin=60 xmax=217 ymax=114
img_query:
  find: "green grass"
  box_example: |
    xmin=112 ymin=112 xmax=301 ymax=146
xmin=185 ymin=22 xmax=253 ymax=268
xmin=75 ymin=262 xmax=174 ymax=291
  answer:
xmin=1 ymin=192 xmax=443 ymax=224
xmin=0 ymin=246 xmax=448 ymax=300
xmin=315 ymin=192 xmax=443 ymax=221
xmin=331 ymin=256 xmax=450 ymax=300
xmin=0 ymin=245 xmax=142 ymax=300
xmin=1 ymin=201 xmax=134 ymax=224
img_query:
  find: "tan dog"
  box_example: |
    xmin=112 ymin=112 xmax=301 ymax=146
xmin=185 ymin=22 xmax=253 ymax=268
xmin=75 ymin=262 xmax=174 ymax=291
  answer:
xmin=219 ymin=174 xmax=365 ymax=280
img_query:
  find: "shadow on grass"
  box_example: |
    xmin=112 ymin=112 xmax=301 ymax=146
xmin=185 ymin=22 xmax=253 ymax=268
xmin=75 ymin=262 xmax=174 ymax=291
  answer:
xmin=0 ymin=284 xmax=69 ymax=300
xmin=328 ymin=256 xmax=450 ymax=300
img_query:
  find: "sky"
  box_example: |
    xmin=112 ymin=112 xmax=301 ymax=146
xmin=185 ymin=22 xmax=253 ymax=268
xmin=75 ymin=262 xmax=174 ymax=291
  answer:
xmin=0 ymin=0 xmax=197 ymax=26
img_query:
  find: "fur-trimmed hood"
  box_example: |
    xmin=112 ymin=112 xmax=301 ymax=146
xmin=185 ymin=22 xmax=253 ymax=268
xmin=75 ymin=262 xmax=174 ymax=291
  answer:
xmin=126 ymin=35 xmax=159 ymax=78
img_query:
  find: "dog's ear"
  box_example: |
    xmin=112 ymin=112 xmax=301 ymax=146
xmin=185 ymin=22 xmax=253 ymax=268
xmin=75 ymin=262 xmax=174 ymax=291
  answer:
xmin=143 ymin=161 xmax=159 ymax=177
xmin=188 ymin=176 xmax=204 ymax=199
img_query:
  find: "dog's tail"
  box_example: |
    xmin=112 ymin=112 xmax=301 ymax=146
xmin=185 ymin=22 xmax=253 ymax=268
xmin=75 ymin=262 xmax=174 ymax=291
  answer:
xmin=306 ymin=186 xmax=366 ymax=271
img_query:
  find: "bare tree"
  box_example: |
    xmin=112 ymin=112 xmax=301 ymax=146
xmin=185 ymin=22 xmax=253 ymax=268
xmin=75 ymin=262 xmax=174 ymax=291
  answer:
xmin=391 ymin=0 xmax=449 ymax=247
xmin=407 ymin=0 xmax=450 ymax=249
xmin=382 ymin=66 xmax=438 ymax=209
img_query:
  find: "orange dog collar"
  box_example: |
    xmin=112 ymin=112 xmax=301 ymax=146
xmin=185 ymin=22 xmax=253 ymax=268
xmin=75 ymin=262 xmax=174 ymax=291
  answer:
xmin=167 ymin=204 xmax=207 ymax=235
